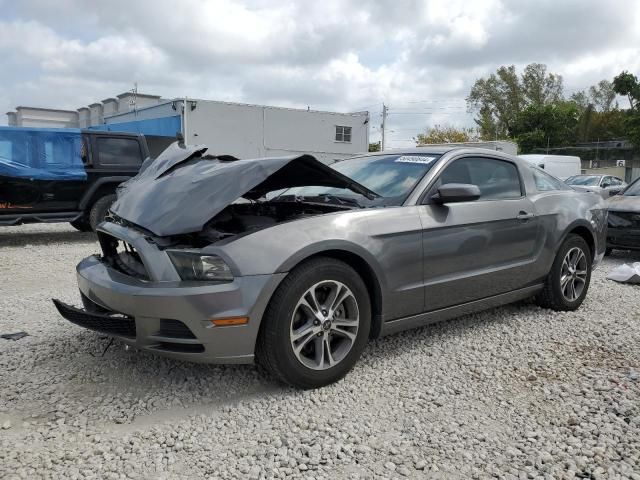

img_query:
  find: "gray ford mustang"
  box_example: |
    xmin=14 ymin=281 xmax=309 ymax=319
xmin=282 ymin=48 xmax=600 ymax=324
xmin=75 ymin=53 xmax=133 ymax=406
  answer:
xmin=54 ymin=143 xmax=607 ymax=388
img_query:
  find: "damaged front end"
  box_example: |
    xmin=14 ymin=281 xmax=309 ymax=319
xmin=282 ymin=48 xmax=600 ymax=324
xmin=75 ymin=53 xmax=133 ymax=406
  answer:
xmin=52 ymin=143 xmax=377 ymax=362
xmin=109 ymin=141 xmax=377 ymax=239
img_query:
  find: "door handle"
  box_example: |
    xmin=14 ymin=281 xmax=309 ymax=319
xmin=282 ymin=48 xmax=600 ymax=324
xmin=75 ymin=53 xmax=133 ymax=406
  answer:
xmin=42 ymin=193 xmax=55 ymax=200
xmin=517 ymin=211 xmax=535 ymax=222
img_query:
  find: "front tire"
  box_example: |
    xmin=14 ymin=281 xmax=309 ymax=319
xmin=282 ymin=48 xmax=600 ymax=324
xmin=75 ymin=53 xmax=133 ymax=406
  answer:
xmin=257 ymin=257 xmax=371 ymax=389
xmin=89 ymin=194 xmax=116 ymax=231
xmin=70 ymin=217 xmax=92 ymax=232
xmin=535 ymin=234 xmax=592 ymax=311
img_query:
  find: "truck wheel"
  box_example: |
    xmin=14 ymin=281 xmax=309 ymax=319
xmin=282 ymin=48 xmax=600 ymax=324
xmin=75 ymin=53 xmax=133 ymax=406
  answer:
xmin=70 ymin=217 xmax=92 ymax=232
xmin=535 ymin=234 xmax=592 ymax=311
xmin=257 ymin=257 xmax=371 ymax=389
xmin=89 ymin=194 xmax=116 ymax=231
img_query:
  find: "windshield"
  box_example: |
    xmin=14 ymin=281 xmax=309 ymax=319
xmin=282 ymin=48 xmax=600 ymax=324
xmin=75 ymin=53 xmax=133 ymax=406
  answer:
xmin=273 ymin=153 xmax=441 ymax=207
xmin=565 ymin=175 xmax=601 ymax=186
xmin=623 ymin=178 xmax=640 ymax=196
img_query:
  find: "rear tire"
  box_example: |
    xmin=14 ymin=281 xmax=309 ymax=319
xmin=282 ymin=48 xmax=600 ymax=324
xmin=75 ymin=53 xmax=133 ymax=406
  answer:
xmin=70 ymin=217 xmax=92 ymax=232
xmin=257 ymin=257 xmax=371 ymax=389
xmin=89 ymin=194 xmax=116 ymax=231
xmin=535 ymin=234 xmax=592 ymax=311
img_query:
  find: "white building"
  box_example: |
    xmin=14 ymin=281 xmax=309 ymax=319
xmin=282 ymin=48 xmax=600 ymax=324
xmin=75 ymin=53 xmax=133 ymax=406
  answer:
xmin=6 ymin=94 xmax=369 ymax=163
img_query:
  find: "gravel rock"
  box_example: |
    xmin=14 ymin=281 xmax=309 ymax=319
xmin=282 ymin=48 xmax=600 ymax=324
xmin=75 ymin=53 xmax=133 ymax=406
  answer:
xmin=1 ymin=224 xmax=640 ymax=479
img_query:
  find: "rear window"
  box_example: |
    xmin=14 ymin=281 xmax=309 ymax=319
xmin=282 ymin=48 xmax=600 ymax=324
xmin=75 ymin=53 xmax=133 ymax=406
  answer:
xmin=97 ymin=137 xmax=143 ymax=166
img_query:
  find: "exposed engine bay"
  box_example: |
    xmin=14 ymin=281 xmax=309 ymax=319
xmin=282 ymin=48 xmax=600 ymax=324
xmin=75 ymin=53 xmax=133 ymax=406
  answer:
xmin=161 ymin=200 xmax=350 ymax=248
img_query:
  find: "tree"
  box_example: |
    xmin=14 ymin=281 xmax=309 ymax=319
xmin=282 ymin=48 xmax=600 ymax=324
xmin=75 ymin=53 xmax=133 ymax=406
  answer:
xmin=589 ymin=80 xmax=617 ymax=112
xmin=613 ymin=71 xmax=640 ymax=109
xmin=511 ymin=101 xmax=580 ymax=153
xmin=521 ymin=63 xmax=564 ymax=107
xmin=414 ymin=124 xmax=478 ymax=145
xmin=571 ymin=80 xmax=617 ymax=113
xmin=466 ymin=63 xmax=563 ymax=139
xmin=613 ymin=70 xmax=640 ymax=148
xmin=368 ymin=142 xmax=381 ymax=152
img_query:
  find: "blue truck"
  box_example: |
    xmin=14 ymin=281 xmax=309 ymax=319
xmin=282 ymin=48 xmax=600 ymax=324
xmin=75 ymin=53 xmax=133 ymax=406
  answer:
xmin=0 ymin=126 xmax=174 ymax=231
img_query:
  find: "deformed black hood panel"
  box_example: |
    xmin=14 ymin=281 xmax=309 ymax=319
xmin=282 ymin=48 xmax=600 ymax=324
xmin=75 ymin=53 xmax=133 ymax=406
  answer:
xmin=110 ymin=142 xmax=375 ymax=237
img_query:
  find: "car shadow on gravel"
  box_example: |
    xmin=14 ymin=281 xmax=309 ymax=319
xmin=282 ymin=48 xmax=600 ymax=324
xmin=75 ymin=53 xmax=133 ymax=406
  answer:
xmin=0 ymin=230 xmax=96 ymax=247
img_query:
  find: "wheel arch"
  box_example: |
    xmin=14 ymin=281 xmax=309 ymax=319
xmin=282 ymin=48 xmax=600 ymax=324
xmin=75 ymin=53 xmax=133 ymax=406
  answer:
xmin=564 ymin=221 xmax=596 ymax=261
xmin=275 ymin=245 xmax=386 ymax=339
xmin=78 ymin=177 xmax=131 ymax=211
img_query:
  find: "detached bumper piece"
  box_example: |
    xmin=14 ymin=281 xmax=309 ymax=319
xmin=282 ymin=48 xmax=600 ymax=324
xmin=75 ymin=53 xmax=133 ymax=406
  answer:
xmin=52 ymin=299 xmax=136 ymax=338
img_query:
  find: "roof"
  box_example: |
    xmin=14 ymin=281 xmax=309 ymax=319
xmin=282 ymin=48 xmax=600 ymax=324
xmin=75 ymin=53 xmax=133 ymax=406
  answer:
xmin=0 ymin=125 xmax=81 ymax=133
xmin=116 ymin=92 xmax=162 ymax=99
xmin=101 ymin=98 xmax=118 ymax=103
xmin=14 ymin=106 xmax=77 ymax=114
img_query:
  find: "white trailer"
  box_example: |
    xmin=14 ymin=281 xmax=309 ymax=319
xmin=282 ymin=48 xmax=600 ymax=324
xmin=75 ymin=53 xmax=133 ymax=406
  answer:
xmin=102 ymin=99 xmax=370 ymax=164
xmin=518 ymin=154 xmax=581 ymax=180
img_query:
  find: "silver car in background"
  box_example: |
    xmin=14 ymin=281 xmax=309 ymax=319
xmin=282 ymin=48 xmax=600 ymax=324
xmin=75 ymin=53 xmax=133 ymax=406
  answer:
xmin=54 ymin=144 xmax=607 ymax=388
xmin=566 ymin=174 xmax=627 ymax=198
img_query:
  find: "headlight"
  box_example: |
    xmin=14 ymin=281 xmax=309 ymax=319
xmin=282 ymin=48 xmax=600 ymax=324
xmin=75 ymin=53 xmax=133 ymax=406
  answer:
xmin=167 ymin=251 xmax=234 ymax=282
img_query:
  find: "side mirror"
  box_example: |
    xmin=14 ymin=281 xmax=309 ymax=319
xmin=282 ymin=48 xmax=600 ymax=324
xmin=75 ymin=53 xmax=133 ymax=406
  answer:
xmin=432 ymin=183 xmax=481 ymax=204
xmin=609 ymin=189 xmax=620 ymax=196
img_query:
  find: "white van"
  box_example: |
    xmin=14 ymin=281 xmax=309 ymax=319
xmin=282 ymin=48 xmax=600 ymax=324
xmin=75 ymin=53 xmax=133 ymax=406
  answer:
xmin=518 ymin=155 xmax=581 ymax=180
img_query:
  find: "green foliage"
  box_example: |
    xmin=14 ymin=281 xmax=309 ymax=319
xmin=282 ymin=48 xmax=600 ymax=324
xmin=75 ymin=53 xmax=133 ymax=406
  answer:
xmin=414 ymin=124 xmax=478 ymax=145
xmin=612 ymin=71 xmax=640 ymax=148
xmin=511 ymin=102 xmax=580 ymax=153
xmin=466 ymin=64 xmax=640 ymax=150
xmin=613 ymin=71 xmax=640 ymax=109
xmin=467 ymin=63 xmax=563 ymax=139
xmin=368 ymin=142 xmax=381 ymax=152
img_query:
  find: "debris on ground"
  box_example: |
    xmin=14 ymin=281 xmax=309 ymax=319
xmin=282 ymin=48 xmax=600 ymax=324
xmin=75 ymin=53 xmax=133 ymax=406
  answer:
xmin=607 ymin=262 xmax=640 ymax=284
xmin=1 ymin=332 xmax=28 ymax=341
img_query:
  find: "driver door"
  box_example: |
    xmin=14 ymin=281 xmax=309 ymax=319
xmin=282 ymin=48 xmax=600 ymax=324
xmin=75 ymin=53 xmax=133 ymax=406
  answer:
xmin=418 ymin=156 xmax=541 ymax=312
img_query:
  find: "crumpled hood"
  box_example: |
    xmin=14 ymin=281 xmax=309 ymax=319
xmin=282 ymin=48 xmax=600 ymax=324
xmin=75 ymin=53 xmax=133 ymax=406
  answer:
xmin=606 ymin=194 xmax=640 ymax=213
xmin=110 ymin=142 xmax=376 ymax=237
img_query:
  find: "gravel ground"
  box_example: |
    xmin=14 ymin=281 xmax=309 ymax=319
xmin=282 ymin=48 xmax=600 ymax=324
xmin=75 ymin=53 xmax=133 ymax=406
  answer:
xmin=1 ymin=223 xmax=639 ymax=480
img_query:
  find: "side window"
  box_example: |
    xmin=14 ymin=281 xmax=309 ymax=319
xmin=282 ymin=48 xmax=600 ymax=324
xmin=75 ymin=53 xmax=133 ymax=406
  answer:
xmin=96 ymin=137 xmax=143 ymax=166
xmin=530 ymin=166 xmax=568 ymax=192
xmin=42 ymin=135 xmax=78 ymax=167
xmin=610 ymin=177 xmax=623 ymax=186
xmin=437 ymin=157 xmax=522 ymax=200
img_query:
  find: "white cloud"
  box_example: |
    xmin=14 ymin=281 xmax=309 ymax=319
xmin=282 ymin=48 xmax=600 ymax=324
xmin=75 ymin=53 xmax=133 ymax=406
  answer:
xmin=1 ymin=0 xmax=639 ymax=147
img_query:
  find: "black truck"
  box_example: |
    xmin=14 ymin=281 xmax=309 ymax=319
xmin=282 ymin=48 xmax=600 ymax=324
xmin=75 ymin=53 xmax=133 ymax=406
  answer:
xmin=0 ymin=127 xmax=174 ymax=231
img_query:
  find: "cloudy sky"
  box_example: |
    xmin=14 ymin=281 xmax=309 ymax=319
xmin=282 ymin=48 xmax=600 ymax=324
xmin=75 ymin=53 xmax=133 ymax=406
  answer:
xmin=1 ymin=0 xmax=639 ymax=147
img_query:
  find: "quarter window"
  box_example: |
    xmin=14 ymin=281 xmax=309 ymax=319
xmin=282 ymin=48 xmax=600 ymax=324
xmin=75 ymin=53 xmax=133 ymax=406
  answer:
xmin=436 ymin=157 xmax=522 ymax=200
xmin=335 ymin=126 xmax=352 ymax=143
xmin=530 ymin=166 xmax=569 ymax=192
xmin=96 ymin=138 xmax=143 ymax=166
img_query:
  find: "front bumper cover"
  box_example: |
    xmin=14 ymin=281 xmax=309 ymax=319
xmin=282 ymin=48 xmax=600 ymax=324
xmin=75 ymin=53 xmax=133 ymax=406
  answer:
xmin=56 ymin=255 xmax=286 ymax=364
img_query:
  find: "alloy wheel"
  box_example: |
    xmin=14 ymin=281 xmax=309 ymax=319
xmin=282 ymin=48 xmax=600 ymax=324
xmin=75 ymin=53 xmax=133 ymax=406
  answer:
xmin=289 ymin=280 xmax=359 ymax=370
xmin=560 ymin=247 xmax=588 ymax=302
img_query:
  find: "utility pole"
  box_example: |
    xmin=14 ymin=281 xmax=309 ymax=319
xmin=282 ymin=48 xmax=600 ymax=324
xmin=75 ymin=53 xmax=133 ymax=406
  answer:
xmin=381 ymin=103 xmax=388 ymax=151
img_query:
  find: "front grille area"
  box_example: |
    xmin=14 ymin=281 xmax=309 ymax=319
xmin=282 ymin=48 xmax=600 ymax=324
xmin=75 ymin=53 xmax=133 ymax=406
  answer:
xmin=97 ymin=231 xmax=150 ymax=280
xmin=53 ymin=299 xmax=136 ymax=338
xmin=156 ymin=319 xmax=196 ymax=339
xmin=609 ymin=211 xmax=640 ymax=229
xmin=155 ymin=342 xmax=205 ymax=353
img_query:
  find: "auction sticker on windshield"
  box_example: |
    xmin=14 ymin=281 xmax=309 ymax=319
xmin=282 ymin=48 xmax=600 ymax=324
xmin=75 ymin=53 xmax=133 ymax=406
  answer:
xmin=394 ymin=156 xmax=437 ymax=164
